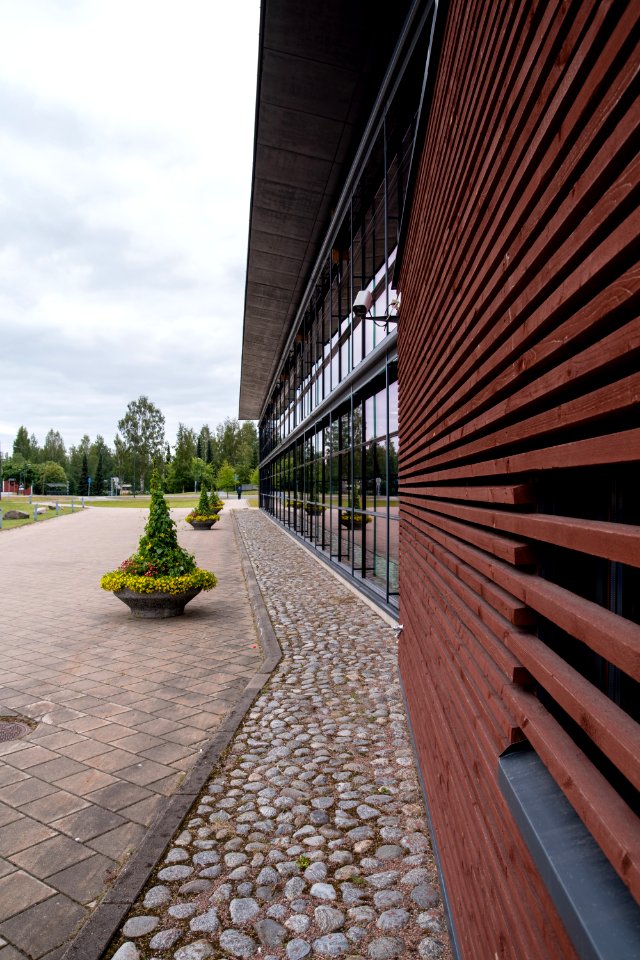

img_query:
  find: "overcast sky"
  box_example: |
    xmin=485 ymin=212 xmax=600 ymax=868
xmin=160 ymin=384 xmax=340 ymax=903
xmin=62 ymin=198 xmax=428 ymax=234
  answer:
xmin=0 ymin=0 xmax=260 ymax=456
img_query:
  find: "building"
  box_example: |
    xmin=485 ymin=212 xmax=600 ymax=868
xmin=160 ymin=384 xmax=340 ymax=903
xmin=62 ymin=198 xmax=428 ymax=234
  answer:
xmin=240 ymin=2 xmax=640 ymax=957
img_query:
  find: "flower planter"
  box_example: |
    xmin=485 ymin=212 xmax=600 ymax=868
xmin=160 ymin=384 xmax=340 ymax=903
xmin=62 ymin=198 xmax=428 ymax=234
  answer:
xmin=187 ymin=519 xmax=216 ymax=530
xmin=101 ymin=473 xmax=217 ymax=619
xmin=114 ymin=587 xmax=202 ymax=619
xmin=339 ymin=514 xmax=372 ymax=529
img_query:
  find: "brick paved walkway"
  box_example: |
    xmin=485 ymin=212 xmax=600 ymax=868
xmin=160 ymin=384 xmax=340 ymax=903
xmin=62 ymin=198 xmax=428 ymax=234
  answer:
xmin=0 ymin=502 xmax=262 ymax=960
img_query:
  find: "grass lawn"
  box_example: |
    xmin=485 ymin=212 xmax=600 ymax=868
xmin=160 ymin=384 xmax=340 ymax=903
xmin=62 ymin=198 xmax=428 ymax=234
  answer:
xmin=0 ymin=497 xmax=75 ymax=530
xmin=88 ymin=494 xmax=200 ymax=510
xmin=1 ymin=492 xmax=254 ymax=527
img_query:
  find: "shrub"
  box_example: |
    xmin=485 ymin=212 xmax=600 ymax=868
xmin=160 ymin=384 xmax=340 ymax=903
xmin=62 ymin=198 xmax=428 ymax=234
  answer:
xmin=186 ymin=485 xmax=222 ymax=523
xmin=101 ymin=472 xmax=217 ymax=594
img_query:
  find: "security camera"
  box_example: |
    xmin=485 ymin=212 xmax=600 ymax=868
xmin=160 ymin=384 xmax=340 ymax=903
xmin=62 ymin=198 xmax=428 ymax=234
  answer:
xmin=352 ymin=289 xmax=372 ymax=318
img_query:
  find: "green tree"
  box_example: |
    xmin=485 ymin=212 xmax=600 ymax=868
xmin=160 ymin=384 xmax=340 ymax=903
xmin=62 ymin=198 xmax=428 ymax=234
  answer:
xmin=220 ymin=418 xmax=239 ymax=464
xmin=192 ymin=457 xmax=213 ymax=493
xmin=38 ymin=461 xmax=67 ymax=494
xmin=94 ymin=449 xmax=106 ymax=496
xmin=29 ymin=433 xmax=41 ymax=461
xmin=235 ymin=422 xmax=258 ymax=484
xmin=1 ymin=454 xmax=37 ymax=490
xmin=42 ymin=430 xmax=67 ymax=468
xmin=216 ymin=460 xmax=236 ymax=496
xmin=13 ymin=426 xmax=32 ymax=460
xmin=68 ymin=435 xmax=91 ymax=495
xmin=168 ymin=424 xmax=196 ymax=492
xmin=80 ymin=452 xmax=89 ymax=496
xmin=116 ymin=396 xmax=165 ymax=493
xmin=90 ymin=436 xmax=113 ymax=491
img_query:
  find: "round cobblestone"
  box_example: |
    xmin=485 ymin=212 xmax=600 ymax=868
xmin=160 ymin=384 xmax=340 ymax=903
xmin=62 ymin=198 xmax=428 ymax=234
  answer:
xmin=122 ymin=916 xmax=158 ymax=938
xmin=108 ymin=511 xmax=449 ymax=960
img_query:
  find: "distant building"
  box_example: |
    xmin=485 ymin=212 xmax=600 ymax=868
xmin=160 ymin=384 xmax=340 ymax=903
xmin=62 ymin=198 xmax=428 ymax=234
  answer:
xmin=240 ymin=2 xmax=640 ymax=957
xmin=2 ymin=479 xmax=32 ymax=496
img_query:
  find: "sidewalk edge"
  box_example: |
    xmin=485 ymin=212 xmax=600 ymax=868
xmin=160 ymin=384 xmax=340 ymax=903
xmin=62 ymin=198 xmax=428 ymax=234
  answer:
xmin=60 ymin=509 xmax=282 ymax=960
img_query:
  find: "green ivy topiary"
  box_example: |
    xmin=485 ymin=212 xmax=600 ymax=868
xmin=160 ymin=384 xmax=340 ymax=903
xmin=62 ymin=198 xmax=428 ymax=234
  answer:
xmin=101 ymin=471 xmax=217 ymax=594
xmin=186 ymin=485 xmax=222 ymax=522
xmin=137 ymin=473 xmax=196 ymax=575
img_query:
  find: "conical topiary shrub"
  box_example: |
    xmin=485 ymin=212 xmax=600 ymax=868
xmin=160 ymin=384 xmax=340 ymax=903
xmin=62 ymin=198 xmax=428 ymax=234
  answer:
xmin=186 ymin=485 xmax=221 ymax=529
xmin=100 ymin=472 xmax=216 ymax=615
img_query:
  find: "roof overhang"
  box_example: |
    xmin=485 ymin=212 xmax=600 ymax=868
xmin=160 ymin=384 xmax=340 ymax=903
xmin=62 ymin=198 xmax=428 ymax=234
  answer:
xmin=239 ymin=0 xmax=411 ymax=421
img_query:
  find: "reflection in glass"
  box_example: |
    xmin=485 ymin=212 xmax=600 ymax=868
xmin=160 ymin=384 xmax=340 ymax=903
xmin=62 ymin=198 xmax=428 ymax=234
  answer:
xmin=261 ymin=358 xmax=398 ymax=609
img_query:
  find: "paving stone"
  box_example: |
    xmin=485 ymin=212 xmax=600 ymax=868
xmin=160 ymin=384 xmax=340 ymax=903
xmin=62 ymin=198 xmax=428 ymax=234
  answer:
xmin=218 ymin=929 xmax=258 ymax=958
xmin=411 ymin=883 xmax=439 ymax=908
xmin=0 ymin=818 xmax=56 ymax=856
xmin=373 ymin=845 xmax=404 ymax=861
xmin=255 ymin=918 xmax=287 ymax=947
xmin=174 ymin=942 xmax=214 ymax=960
xmin=52 ymin=804 xmax=126 ymax=841
xmin=0 ymin=893 xmax=86 ymax=957
xmin=286 ymin=914 xmax=311 ymax=934
xmin=189 ymin=908 xmax=219 ymax=932
xmin=310 ymin=882 xmax=337 ymax=901
xmin=192 ymin=850 xmax=220 ymax=865
xmin=178 ymin=879 xmax=212 ymax=895
xmin=112 ymin=945 xmax=140 ymax=960
xmin=229 ymin=897 xmax=259 ymax=924
xmin=168 ymin=904 xmax=196 ymax=919
xmin=10 ymin=834 xmax=93 ymax=879
xmin=149 ymin=927 xmax=181 ymax=950
xmin=287 ymin=939 xmax=311 ymax=960
xmin=376 ymin=909 xmax=410 ymax=932
xmin=0 ymin=871 xmax=54 ymax=923
xmin=285 ymin=876 xmax=306 ymax=900
xmin=122 ymin=915 xmax=159 ymax=937
xmin=47 ymin=853 xmax=116 ymax=903
xmin=312 ymin=933 xmax=350 ymax=956
xmin=304 ymin=861 xmax=327 ymax=882
xmin=144 ymin=885 xmax=172 ymax=908
xmin=367 ymin=938 xmax=404 ymax=960
xmin=417 ymin=938 xmax=444 ymax=959
xmin=157 ymin=865 xmax=192 ymax=881
xmin=314 ymin=906 xmax=346 ymax=933
xmin=373 ymin=891 xmax=403 ymax=910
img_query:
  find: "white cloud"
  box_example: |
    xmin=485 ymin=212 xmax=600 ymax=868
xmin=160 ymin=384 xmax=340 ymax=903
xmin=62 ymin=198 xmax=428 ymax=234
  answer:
xmin=0 ymin=0 xmax=259 ymax=452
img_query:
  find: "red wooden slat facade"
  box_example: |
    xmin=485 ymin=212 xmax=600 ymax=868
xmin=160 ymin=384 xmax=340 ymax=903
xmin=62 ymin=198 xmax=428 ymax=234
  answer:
xmin=397 ymin=1 xmax=639 ymax=957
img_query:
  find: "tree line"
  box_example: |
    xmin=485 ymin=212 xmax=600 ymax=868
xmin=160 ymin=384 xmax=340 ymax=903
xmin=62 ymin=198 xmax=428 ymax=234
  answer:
xmin=0 ymin=396 xmax=258 ymax=496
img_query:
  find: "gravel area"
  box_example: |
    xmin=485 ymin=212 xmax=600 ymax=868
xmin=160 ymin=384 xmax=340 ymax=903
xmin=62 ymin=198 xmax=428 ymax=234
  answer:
xmin=106 ymin=510 xmax=451 ymax=960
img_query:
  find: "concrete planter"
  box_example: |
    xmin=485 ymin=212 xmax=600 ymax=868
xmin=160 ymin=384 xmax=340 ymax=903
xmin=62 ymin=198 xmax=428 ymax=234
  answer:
xmin=114 ymin=587 xmax=202 ymax=618
xmin=187 ymin=519 xmax=216 ymax=530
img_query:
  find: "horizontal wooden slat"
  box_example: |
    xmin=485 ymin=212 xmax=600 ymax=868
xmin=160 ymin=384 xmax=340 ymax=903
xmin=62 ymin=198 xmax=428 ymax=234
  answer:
xmin=404 ymin=503 xmax=536 ymax=565
xmin=408 ymin=494 xmax=640 ymax=567
xmin=402 ymin=482 xmax=536 ymax=505
xmin=403 ymin=321 xmax=640 ymax=466
xmin=406 ymin=523 xmax=535 ymax=626
xmin=403 ymin=507 xmax=640 ymax=680
xmin=402 ymin=11 xmax=640 ymax=430
xmin=404 ymin=531 xmax=529 ymax=687
xmin=400 ymin=428 xmax=640 ymax=482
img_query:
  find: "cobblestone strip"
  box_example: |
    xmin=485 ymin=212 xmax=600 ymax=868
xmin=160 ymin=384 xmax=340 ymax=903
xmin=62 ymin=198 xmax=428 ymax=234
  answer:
xmin=106 ymin=510 xmax=451 ymax=960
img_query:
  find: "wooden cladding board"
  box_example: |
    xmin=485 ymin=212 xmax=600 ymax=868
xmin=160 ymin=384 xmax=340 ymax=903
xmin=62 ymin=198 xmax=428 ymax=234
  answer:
xmin=397 ymin=1 xmax=639 ymax=958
